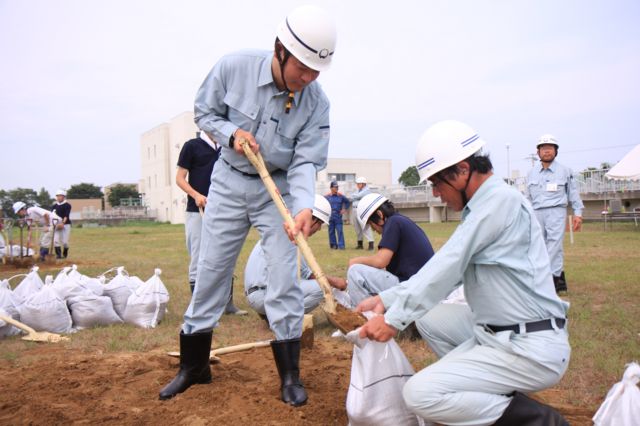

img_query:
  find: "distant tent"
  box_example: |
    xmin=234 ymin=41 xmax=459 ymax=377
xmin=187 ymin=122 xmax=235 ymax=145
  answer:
xmin=605 ymin=144 xmax=640 ymax=180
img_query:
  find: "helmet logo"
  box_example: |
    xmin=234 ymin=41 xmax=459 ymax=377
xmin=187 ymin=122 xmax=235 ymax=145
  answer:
xmin=318 ymin=49 xmax=329 ymax=59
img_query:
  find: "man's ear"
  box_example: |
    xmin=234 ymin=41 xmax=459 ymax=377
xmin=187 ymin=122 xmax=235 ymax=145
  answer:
xmin=457 ymin=161 xmax=471 ymax=175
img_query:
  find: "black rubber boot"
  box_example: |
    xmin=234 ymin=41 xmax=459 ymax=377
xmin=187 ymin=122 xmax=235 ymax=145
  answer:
xmin=159 ymin=331 xmax=212 ymax=400
xmin=39 ymin=248 xmax=49 ymax=261
xmin=356 ymin=240 xmax=363 ymax=249
xmin=271 ymin=338 xmax=307 ymax=407
xmin=553 ymin=272 xmax=568 ymax=293
xmin=54 ymin=247 xmax=62 ymax=259
xmin=63 ymin=247 xmax=68 ymax=258
xmin=367 ymin=241 xmax=374 ymax=251
xmin=493 ymin=392 xmax=568 ymax=426
xmin=189 ymin=281 xmax=195 ymax=294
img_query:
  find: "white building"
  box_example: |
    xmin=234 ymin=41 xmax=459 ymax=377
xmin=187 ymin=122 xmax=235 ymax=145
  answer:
xmin=140 ymin=112 xmax=393 ymax=224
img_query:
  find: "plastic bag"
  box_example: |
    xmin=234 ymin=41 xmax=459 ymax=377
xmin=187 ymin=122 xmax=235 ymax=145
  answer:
xmin=68 ymin=265 xmax=103 ymax=296
xmin=345 ymin=323 xmax=422 ymax=426
xmin=12 ymin=266 xmax=44 ymax=306
xmin=0 ymin=280 xmax=21 ymax=337
xmin=101 ymin=267 xmax=137 ymax=319
xmin=18 ymin=280 xmax=73 ymax=334
xmin=122 ymin=269 xmax=169 ymax=328
xmin=593 ymin=362 xmax=640 ymax=426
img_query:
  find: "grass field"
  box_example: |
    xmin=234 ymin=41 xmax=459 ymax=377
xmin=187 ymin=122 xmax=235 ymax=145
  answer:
xmin=1 ymin=220 xmax=639 ymax=412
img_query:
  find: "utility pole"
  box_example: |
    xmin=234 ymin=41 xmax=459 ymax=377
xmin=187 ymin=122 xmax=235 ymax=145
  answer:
xmin=524 ymin=153 xmax=538 ymax=169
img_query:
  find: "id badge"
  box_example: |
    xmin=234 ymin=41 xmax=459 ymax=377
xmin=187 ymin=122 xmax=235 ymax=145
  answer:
xmin=546 ymin=183 xmax=558 ymax=192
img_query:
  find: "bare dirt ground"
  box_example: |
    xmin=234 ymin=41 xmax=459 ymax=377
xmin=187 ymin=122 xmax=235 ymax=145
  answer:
xmin=0 ymin=337 xmax=594 ymax=425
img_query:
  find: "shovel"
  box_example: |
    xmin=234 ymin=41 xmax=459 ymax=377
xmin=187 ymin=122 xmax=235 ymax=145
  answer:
xmin=239 ymin=139 xmax=366 ymax=334
xmin=0 ymin=314 xmax=70 ymax=343
xmin=47 ymin=218 xmax=59 ymax=262
xmin=167 ymin=340 xmax=272 ymax=363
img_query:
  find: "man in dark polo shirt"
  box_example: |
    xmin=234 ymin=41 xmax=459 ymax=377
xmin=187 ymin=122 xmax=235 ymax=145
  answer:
xmin=51 ymin=189 xmax=72 ymax=259
xmin=327 ymin=193 xmax=435 ymax=306
xmin=176 ymin=131 xmax=246 ymax=315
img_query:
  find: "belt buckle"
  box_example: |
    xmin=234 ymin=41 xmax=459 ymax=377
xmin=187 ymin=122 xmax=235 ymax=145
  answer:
xmin=482 ymin=324 xmax=495 ymax=335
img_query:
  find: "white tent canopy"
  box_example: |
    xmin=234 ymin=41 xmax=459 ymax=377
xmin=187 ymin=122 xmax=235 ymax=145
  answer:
xmin=605 ymin=144 xmax=640 ymax=181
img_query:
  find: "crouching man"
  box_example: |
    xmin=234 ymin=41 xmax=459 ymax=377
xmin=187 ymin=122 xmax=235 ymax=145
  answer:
xmin=357 ymin=120 xmax=570 ymax=425
xmin=244 ymin=195 xmax=345 ymax=317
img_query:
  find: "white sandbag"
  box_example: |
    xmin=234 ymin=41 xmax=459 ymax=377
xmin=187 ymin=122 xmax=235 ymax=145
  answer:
xmin=68 ymin=265 xmax=103 ymax=296
xmin=122 ymin=268 xmax=169 ymax=329
xmin=593 ymin=362 xmax=640 ymax=426
xmin=1 ymin=245 xmax=35 ymax=258
xmin=345 ymin=324 xmax=422 ymax=426
xmin=68 ymin=294 xmax=123 ymax=329
xmin=51 ymin=266 xmax=85 ymax=301
xmin=101 ymin=267 xmax=137 ymax=318
xmin=12 ymin=266 xmax=44 ymax=306
xmin=0 ymin=281 xmax=21 ymax=337
xmin=18 ymin=284 xmax=73 ymax=334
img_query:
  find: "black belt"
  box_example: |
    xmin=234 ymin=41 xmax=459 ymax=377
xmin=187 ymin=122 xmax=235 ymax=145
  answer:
xmin=246 ymin=285 xmax=266 ymax=296
xmin=223 ymin=159 xmax=260 ymax=178
xmin=483 ymin=318 xmax=566 ymax=334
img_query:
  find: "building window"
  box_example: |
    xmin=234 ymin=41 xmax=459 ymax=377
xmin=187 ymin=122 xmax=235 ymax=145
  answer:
xmin=154 ymin=144 xmax=157 ymax=158
xmin=147 ymin=147 xmax=150 ymax=160
xmin=148 ymin=176 xmax=151 ymax=187
xmin=154 ymin=174 xmax=157 ymax=188
xmin=332 ymin=173 xmax=355 ymax=182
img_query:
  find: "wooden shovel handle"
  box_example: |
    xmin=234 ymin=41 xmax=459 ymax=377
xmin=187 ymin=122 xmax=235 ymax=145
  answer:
xmin=0 ymin=314 xmax=36 ymax=334
xmin=239 ymin=139 xmax=337 ymax=314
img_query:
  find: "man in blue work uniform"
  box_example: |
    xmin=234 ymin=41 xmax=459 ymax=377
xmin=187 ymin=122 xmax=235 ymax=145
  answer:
xmin=325 ymin=181 xmax=350 ymax=249
xmin=327 ymin=193 xmax=434 ymax=306
xmin=526 ymin=134 xmax=583 ymax=293
xmin=349 ymin=176 xmax=374 ymax=250
xmin=176 ymin=130 xmax=246 ymax=315
xmin=358 ymin=120 xmax=570 ymax=425
xmin=160 ymin=5 xmax=337 ymax=407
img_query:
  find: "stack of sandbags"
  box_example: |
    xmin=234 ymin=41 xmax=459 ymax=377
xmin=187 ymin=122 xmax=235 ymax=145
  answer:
xmin=0 ymin=279 xmax=21 ymax=338
xmin=100 ymin=267 xmax=138 ymax=319
xmin=12 ymin=266 xmax=44 ymax=306
xmin=122 ymin=268 xmax=169 ymax=329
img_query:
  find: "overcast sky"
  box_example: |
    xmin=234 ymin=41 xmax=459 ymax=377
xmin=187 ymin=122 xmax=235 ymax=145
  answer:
xmin=1 ymin=0 xmax=639 ymax=195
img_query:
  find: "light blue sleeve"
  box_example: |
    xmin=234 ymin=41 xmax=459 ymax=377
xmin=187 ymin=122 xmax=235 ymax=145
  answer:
xmin=380 ymin=193 xmax=517 ymax=330
xmin=566 ymin=168 xmax=584 ymax=216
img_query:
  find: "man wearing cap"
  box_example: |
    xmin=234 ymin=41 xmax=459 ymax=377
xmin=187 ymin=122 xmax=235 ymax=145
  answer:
xmin=176 ymin=130 xmax=247 ymax=315
xmin=244 ymin=195 xmax=346 ymax=317
xmin=526 ymin=134 xmax=583 ymax=293
xmin=160 ymin=5 xmax=337 ymax=407
xmin=357 ymin=120 xmax=570 ymax=425
xmin=349 ymin=176 xmax=374 ymax=250
xmin=51 ymin=189 xmax=72 ymax=259
xmin=13 ymin=201 xmax=61 ymax=261
xmin=325 ymin=181 xmax=351 ymax=250
xmin=330 ymin=193 xmax=434 ymax=306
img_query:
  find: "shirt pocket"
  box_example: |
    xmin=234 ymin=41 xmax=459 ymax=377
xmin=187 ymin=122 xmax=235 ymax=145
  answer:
xmin=267 ymin=120 xmax=299 ymax=169
xmin=224 ymin=91 xmax=260 ymax=130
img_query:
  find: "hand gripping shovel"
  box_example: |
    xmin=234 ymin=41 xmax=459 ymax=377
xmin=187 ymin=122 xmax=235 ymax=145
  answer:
xmin=239 ymin=139 xmax=366 ymax=334
xmin=0 ymin=314 xmax=69 ymax=343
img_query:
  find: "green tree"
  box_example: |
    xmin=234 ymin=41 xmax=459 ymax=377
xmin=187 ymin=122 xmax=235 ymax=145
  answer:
xmin=67 ymin=183 xmax=103 ymax=199
xmin=0 ymin=187 xmax=52 ymax=217
xmin=108 ymin=184 xmax=140 ymax=207
xmin=398 ymin=166 xmax=420 ymax=187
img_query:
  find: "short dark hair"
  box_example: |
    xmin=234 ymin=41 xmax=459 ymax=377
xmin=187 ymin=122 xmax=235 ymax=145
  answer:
xmin=438 ymin=153 xmax=493 ymax=180
xmin=368 ymin=200 xmax=396 ymax=225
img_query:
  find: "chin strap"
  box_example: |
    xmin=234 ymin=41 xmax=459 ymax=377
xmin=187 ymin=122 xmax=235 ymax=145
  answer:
xmin=276 ymin=44 xmax=295 ymax=114
xmin=441 ymin=169 xmax=474 ymax=207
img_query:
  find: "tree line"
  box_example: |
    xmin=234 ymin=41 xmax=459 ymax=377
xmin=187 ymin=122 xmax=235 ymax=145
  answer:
xmin=1 ymin=183 xmax=140 ymax=218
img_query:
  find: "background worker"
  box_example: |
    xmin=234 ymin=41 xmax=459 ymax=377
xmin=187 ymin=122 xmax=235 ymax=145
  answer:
xmin=13 ymin=201 xmax=61 ymax=261
xmin=160 ymin=5 xmax=337 ymax=408
xmin=328 ymin=193 xmax=434 ymax=306
xmin=244 ymin=195 xmax=346 ymax=317
xmin=349 ymin=176 xmax=374 ymax=250
xmin=176 ymin=130 xmax=246 ymax=315
xmin=526 ymin=134 xmax=584 ymax=293
xmin=51 ymin=189 xmax=72 ymax=259
xmin=325 ymin=181 xmax=350 ymax=249
xmin=357 ymin=120 xmax=570 ymax=425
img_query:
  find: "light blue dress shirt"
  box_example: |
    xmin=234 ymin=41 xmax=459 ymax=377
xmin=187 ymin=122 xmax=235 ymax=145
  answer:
xmin=194 ymin=49 xmax=331 ymax=216
xmin=525 ymin=160 xmax=584 ymax=216
xmin=380 ymin=175 xmax=569 ymax=330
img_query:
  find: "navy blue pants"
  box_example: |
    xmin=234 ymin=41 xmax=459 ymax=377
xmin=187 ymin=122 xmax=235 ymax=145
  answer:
xmin=328 ymin=216 xmax=345 ymax=249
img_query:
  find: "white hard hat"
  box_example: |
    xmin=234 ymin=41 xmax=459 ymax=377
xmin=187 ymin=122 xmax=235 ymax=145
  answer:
xmin=276 ymin=5 xmax=337 ymax=72
xmin=313 ymin=194 xmax=331 ymax=225
xmin=355 ymin=176 xmax=367 ymax=184
xmin=415 ymin=120 xmax=486 ymax=183
xmin=356 ymin=193 xmax=388 ymax=228
xmin=55 ymin=189 xmax=67 ymax=197
xmin=12 ymin=201 xmax=26 ymax=214
xmin=537 ymin=134 xmax=559 ymax=149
